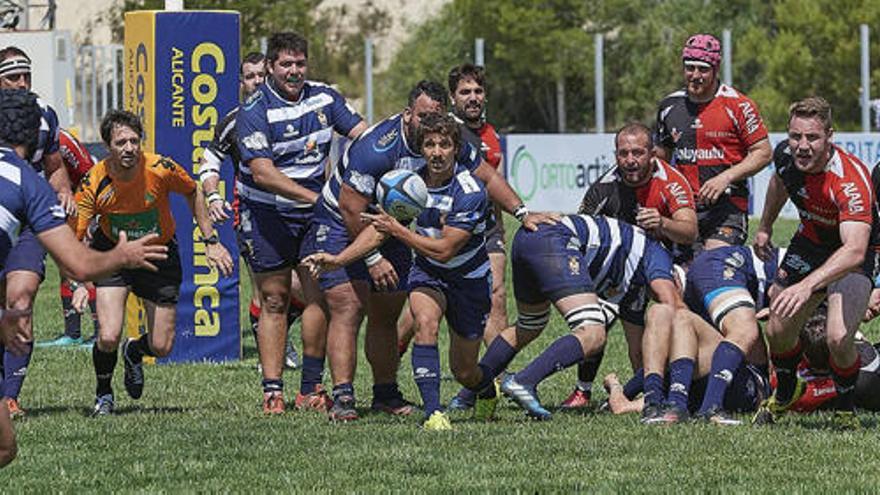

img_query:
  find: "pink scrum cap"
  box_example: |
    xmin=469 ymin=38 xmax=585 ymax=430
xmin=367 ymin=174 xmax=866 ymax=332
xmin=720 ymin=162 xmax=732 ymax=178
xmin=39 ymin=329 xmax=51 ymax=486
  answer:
xmin=682 ymin=33 xmax=721 ymax=69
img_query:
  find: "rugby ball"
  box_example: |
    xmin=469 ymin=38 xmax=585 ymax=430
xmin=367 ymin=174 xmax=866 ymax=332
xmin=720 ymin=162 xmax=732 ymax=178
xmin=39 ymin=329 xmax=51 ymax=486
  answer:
xmin=376 ymin=169 xmax=429 ymax=221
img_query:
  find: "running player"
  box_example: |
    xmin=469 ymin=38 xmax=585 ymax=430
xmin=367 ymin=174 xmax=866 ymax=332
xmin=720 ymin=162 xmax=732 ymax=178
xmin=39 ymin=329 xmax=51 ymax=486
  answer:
xmin=199 ymin=51 xmax=303 ymax=370
xmin=560 ymin=122 xmax=697 ymax=410
xmin=0 ymin=88 xmax=168 ymax=467
xmin=300 ymin=79 xmax=555 ymax=421
xmin=0 ymin=46 xmax=79 ymax=418
xmin=235 ymin=32 xmax=366 ymax=414
xmin=494 ymin=214 xmax=680 ymax=420
xmin=752 ymin=97 xmax=876 ymax=428
xmin=73 ymin=109 xmax=233 ymax=415
xmin=655 ymin=33 xmax=771 ymax=255
xmin=304 ymin=114 xmax=498 ymax=429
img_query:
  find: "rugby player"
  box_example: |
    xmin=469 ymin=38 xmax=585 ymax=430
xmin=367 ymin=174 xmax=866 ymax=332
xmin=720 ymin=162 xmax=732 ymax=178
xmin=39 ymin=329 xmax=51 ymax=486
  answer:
xmin=199 ymin=51 xmax=303 ymax=371
xmin=494 ymin=214 xmax=680 ymax=420
xmin=655 ymin=33 xmax=771 ymax=255
xmin=73 ymin=109 xmax=233 ymax=415
xmin=0 ymin=46 xmax=79 ymax=419
xmin=304 ymin=114 xmax=498 ymax=429
xmin=0 ymin=89 xmax=168 ymax=467
xmin=235 ymin=32 xmax=366 ymax=414
xmin=560 ymin=122 xmax=697 ymax=410
xmin=300 ymin=79 xmax=555 ymax=421
xmin=753 ymin=97 xmax=876 ymax=427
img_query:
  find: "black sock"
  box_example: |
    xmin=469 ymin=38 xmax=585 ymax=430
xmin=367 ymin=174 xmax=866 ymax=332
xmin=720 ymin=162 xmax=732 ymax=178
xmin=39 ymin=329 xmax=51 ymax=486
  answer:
xmin=771 ymin=342 xmax=803 ymax=404
xmin=92 ymin=345 xmax=117 ymax=396
xmin=128 ymin=334 xmax=156 ymax=361
xmin=62 ymin=295 xmax=81 ymax=339
xmin=262 ymin=378 xmax=283 ymax=394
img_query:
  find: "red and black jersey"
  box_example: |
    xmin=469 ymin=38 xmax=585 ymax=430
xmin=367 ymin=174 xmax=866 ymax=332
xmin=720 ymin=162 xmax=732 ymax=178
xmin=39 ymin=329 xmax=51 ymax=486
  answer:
xmin=656 ymin=84 xmax=768 ymax=213
xmin=580 ymin=157 xmax=695 ymax=222
xmin=476 ymin=121 xmax=502 ymax=170
xmin=58 ymin=129 xmax=95 ymax=190
xmin=774 ymin=141 xmax=874 ymax=250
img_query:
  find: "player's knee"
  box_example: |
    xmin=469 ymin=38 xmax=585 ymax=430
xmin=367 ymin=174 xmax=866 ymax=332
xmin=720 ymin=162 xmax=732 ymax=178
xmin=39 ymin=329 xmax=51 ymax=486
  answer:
xmin=151 ymin=339 xmax=173 ymax=357
xmin=261 ymin=293 xmax=288 ymax=314
xmin=97 ymin=334 xmax=121 ymax=351
xmin=413 ymin=315 xmax=440 ymax=344
xmin=648 ymin=303 xmax=674 ymax=323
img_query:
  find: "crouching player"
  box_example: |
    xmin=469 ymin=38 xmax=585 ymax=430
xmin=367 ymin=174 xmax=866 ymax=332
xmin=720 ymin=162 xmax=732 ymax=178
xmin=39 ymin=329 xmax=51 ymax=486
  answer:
xmin=495 ymin=215 xmax=681 ymax=420
xmin=304 ymin=114 xmax=498 ymax=429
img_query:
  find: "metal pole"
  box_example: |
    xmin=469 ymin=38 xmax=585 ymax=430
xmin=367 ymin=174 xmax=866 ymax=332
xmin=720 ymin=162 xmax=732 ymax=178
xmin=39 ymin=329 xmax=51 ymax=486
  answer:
xmin=594 ymin=33 xmax=604 ymax=133
xmin=112 ymin=45 xmax=122 ymax=110
xmin=20 ymin=0 xmax=29 ymax=31
xmin=365 ymin=37 xmax=374 ymax=124
xmin=475 ymin=38 xmax=485 ymax=66
xmin=260 ymin=37 xmax=267 ymax=55
xmin=556 ymin=77 xmax=566 ymax=133
xmin=99 ymin=46 xmax=108 ymax=118
xmin=722 ymin=29 xmax=732 ymax=86
xmin=90 ymin=46 xmax=97 ymax=141
xmin=862 ymin=24 xmax=870 ymax=132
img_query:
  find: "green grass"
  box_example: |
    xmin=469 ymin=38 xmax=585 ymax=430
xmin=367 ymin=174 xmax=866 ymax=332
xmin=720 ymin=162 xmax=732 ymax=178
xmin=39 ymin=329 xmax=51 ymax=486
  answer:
xmin=5 ymin=217 xmax=880 ymax=491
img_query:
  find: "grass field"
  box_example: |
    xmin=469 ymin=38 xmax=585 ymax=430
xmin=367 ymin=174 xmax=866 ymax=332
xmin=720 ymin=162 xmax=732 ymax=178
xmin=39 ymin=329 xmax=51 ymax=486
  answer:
xmin=5 ymin=217 xmax=880 ymax=492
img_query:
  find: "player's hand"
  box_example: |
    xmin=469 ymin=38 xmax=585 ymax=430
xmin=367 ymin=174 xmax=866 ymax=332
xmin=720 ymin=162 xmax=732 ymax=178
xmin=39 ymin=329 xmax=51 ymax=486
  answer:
xmin=115 ymin=232 xmax=169 ymax=272
xmin=0 ymin=308 xmax=34 ymax=356
xmin=71 ymin=283 xmax=90 ymax=313
xmin=755 ymin=307 xmax=770 ymax=321
xmin=301 ymin=253 xmax=341 ymax=277
xmin=771 ymin=282 xmax=812 ymax=320
xmin=361 ymin=208 xmax=403 ymax=237
xmin=522 ymin=211 xmax=560 ymax=232
xmin=57 ymin=190 xmax=77 ymax=216
xmin=752 ymin=229 xmax=774 ymax=261
xmin=698 ymin=174 xmax=731 ymax=206
xmin=864 ymin=288 xmax=880 ymax=322
xmin=368 ymin=257 xmax=399 ymax=291
xmin=206 ymin=243 xmax=234 ymax=277
xmin=207 ymin=196 xmax=232 ymax=223
xmin=636 ymin=207 xmax=663 ymax=232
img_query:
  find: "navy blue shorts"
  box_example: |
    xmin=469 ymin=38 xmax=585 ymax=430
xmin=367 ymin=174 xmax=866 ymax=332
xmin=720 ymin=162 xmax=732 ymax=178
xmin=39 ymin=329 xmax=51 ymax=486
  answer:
xmin=688 ymin=363 xmax=770 ymax=413
xmin=408 ymin=260 xmax=491 ymax=340
xmin=684 ymin=246 xmax=756 ymax=324
xmin=238 ymin=203 xmax=311 ymax=274
xmin=511 ymin=224 xmax=592 ymax=304
xmin=2 ymin=226 xmax=47 ymax=279
xmin=300 ymin=217 xmax=412 ymax=292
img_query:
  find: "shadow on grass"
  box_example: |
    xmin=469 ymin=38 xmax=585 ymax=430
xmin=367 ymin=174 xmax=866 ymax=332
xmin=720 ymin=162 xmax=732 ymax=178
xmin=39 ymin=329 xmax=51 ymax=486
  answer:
xmin=75 ymin=405 xmax=194 ymax=417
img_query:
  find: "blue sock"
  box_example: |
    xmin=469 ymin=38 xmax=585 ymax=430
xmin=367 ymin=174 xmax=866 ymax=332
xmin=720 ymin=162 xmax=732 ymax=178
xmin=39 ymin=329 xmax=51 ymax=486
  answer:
xmin=412 ymin=344 xmax=441 ymax=415
xmin=516 ymin=335 xmax=585 ymax=388
xmin=698 ymin=341 xmax=745 ymax=415
xmin=643 ymin=372 xmax=665 ymax=407
xmin=623 ymin=368 xmax=644 ymax=400
xmin=667 ymin=358 xmax=695 ymax=411
xmin=299 ymin=354 xmax=324 ymax=395
xmin=332 ymin=382 xmax=354 ymax=401
xmin=2 ymin=342 xmax=32 ymax=399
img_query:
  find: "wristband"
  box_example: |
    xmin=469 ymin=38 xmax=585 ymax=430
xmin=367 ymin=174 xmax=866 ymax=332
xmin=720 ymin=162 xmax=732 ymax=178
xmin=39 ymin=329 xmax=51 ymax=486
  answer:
xmin=365 ymin=250 xmax=383 ymax=267
xmin=513 ymin=203 xmax=529 ymax=222
xmin=206 ymin=192 xmax=223 ymax=204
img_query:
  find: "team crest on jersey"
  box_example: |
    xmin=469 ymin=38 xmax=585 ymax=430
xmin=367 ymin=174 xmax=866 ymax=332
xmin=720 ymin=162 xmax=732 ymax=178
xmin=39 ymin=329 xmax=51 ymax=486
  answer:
xmin=723 ymin=266 xmax=736 ymax=280
xmin=568 ymin=256 xmax=580 ymax=275
xmin=374 ymin=128 xmax=399 ymax=152
xmin=316 ymin=109 xmax=328 ymax=127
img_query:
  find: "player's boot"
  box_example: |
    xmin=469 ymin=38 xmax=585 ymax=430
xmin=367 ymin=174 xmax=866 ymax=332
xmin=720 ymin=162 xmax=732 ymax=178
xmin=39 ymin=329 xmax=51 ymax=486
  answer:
xmin=121 ymin=339 xmax=145 ymax=400
xmin=5 ymin=398 xmax=24 ymax=419
xmin=80 ymin=335 xmax=96 ymax=349
xmin=422 ymin=410 xmax=452 ymax=431
xmin=294 ymin=385 xmax=333 ymax=412
xmin=639 ymin=403 xmax=666 ymax=424
xmin=473 ymin=382 xmax=500 ymax=421
xmin=283 ymin=341 xmax=300 ymax=370
xmin=262 ymin=391 xmax=285 ymax=415
xmin=92 ymin=394 xmax=115 ymax=416
xmin=656 ymin=403 xmax=689 ymax=425
xmin=500 ymin=375 xmax=551 ymax=420
xmin=371 ymin=392 xmax=416 ymax=416
xmin=694 ymin=407 xmax=742 ymax=426
xmin=559 ymin=387 xmax=591 ymax=410
xmin=35 ymin=335 xmax=83 ymax=348
xmin=328 ymin=394 xmax=358 ymax=422
xmin=752 ymin=377 xmax=806 ymax=426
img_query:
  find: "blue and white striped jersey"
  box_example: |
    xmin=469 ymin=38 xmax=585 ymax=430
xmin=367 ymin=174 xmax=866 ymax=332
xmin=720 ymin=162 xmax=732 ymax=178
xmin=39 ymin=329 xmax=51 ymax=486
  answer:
xmin=560 ymin=214 xmax=673 ymax=304
xmin=316 ymin=113 xmax=481 ymax=222
xmin=235 ymin=80 xmax=361 ymax=214
xmin=415 ymin=163 xmax=492 ymax=277
xmin=0 ymin=147 xmax=66 ymax=268
xmin=30 ymin=99 xmax=60 ymax=173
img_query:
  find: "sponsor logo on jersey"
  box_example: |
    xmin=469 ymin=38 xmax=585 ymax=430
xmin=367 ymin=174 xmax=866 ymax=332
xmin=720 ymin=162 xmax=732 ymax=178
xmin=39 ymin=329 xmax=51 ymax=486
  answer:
xmin=675 ymin=147 xmax=725 ymax=162
xmin=242 ymin=131 xmax=269 ymax=151
xmin=724 ymin=251 xmax=745 ymax=268
xmin=840 ymin=182 xmax=865 ymax=214
xmin=374 ymin=128 xmax=399 ymax=152
xmin=738 ymin=101 xmax=761 ymax=135
xmin=282 ymin=124 xmax=298 ymax=138
xmin=50 ymin=204 xmax=66 ymax=219
xmin=242 ymin=90 xmax=263 ymax=111
xmin=691 ymin=118 xmax=703 ymax=129
xmin=666 ymin=182 xmax=690 ymax=206
xmin=348 ymin=170 xmax=376 ymax=196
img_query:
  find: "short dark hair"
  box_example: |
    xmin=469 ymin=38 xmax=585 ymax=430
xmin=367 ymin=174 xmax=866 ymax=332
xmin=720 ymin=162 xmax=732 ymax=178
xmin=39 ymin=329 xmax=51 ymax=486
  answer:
xmin=614 ymin=122 xmax=653 ymax=149
xmin=100 ymin=109 xmax=143 ymax=145
xmin=0 ymin=89 xmax=41 ymax=153
xmin=267 ymin=32 xmax=308 ymax=62
xmin=407 ymin=80 xmax=447 ymax=109
xmin=0 ymin=46 xmax=30 ymax=63
xmin=416 ymin=113 xmax=460 ymax=153
xmin=448 ymin=64 xmax=485 ymax=94
xmin=240 ymin=51 xmax=266 ymax=75
xmin=789 ymin=96 xmax=832 ymax=132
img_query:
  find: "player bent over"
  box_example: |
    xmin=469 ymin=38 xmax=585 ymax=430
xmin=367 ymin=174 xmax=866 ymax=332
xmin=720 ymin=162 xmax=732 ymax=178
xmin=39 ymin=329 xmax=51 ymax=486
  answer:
xmin=490 ymin=215 xmax=680 ymax=420
xmin=0 ymin=89 xmax=167 ymax=467
xmin=72 ymin=110 xmax=233 ymax=415
xmin=753 ymin=97 xmax=876 ymax=428
xmin=305 ymin=114 xmax=498 ymax=429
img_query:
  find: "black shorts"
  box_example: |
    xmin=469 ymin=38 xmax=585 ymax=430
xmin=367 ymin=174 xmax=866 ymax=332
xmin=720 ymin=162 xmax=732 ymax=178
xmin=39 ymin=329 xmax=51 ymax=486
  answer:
xmin=698 ymin=202 xmax=748 ymax=246
xmin=776 ymin=235 xmax=875 ymax=289
xmin=91 ymin=230 xmax=182 ymax=305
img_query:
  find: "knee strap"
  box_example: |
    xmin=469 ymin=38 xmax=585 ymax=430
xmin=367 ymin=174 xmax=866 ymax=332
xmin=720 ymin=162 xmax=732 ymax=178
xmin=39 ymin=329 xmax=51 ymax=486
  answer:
xmin=564 ymin=303 xmax=607 ymax=332
xmin=517 ymin=308 xmax=551 ymax=332
xmin=710 ymin=294 xmax=755 ymax=329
